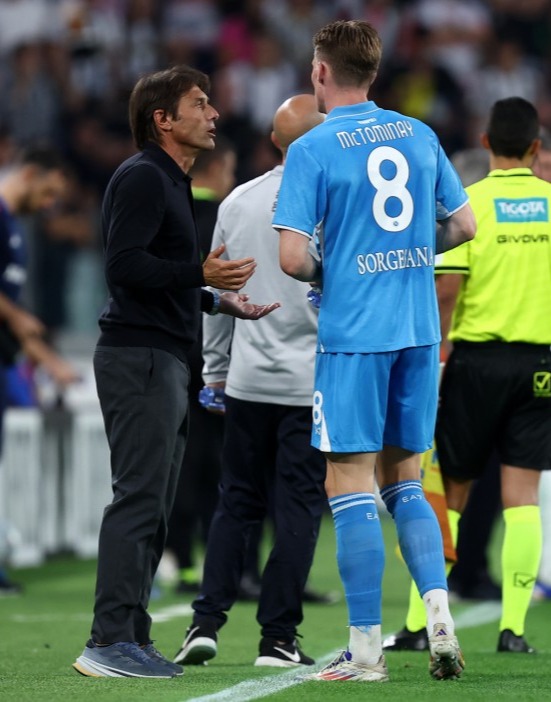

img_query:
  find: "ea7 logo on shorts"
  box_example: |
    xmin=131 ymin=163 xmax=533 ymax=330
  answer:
xmin=494 ymin=197 xmax=548 ymax=222
xmin=533 ymin=371 xmax=551 ymax=398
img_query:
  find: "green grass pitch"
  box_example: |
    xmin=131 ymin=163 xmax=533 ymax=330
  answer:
xmin=1 ymin=514 xmax=549 ymax=701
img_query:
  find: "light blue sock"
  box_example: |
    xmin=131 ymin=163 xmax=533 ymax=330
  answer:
xmin=329 ymin=492 xmax=385 ymax=626
xmin=380 ymin=480 xmax=447 ymax=595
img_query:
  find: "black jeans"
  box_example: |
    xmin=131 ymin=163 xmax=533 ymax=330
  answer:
xmin=91 ymin=345 xmax=190 ymax=644
xmin=193 ymin=396 xmax=326 ymax=641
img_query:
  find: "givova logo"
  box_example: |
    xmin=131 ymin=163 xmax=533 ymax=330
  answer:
xmin=494 ymin=197 xmax=549 ymax=222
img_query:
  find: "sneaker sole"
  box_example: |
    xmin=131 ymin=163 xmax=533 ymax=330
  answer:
xmin=254 ymin=655 xmax=310 ymax=668
xmin=73 ymin=655 xmax=174 ymax=678
xmin=174 ymin=639 xmax=217 ymax=665
xmin=429 ymin=643 xmax=464 ymax=680
xmin=305 ymin=670 xmax=389 ymax=682
xmin=73 ymin=658 xmax=125 ymax=678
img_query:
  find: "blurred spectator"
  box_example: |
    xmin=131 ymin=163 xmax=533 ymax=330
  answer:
xmin=489 ymin=0 xmax=551 ymax=60
xmin=262 ymin=0 xmax=331 ymax=85
xmin=32 ymin=171 xmax=98 ymax=334
xmin=160 ymin=0 xmax=220 ymax=71
xmin=469 ymin=37 xmax=545 ymax=138
xmin=335 ymin=0 xmax=404 ymax=67
xmin=121 ymin=0 xmax=164 ymax=89
xmin=0 ymin=0 xmax=61 ymax=57
xmin=215 ymin=30 xmax=298 ymax=134
xmin=57 ymin=0 xmax=125 ymax=105
xmin=379 ymin=29 xmax=468 ymax=155
xmin=0 ymin=42 xmax=64 ymax=148
xmin=411 ymin=0 xmax=492 ymax=92
xmin=216 ymin=0 xmax=265 ymax=66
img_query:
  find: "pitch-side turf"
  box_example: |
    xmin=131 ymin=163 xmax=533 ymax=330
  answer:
xmin=1 ymin=514 xmax=549 ymax=702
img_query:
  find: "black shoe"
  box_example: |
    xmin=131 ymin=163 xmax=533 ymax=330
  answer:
xmin=302 ymin=586 xmax=340 ymax=605
xmin=449 ymin=578 xmax=501 ymax=602
xmin=497 ymin=629 xmax=536 ymax=653
xmin=237 ymin=573 xmax=261 ymax=602
xmin=174 ymin=624 xmax=218 ymax=665
xmin=254 ymin=637 xmax=315 ymax=667
xmin=0 ymin=578 xmax=23 ymax=597
xmin=383 ymin=627 xmax=429 ymax=652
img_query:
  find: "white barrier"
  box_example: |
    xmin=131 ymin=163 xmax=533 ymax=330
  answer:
xmin=63 ymin=410 xmax=112 ymax=558
xmin=0 ymin=409 xmax=44 ymax=567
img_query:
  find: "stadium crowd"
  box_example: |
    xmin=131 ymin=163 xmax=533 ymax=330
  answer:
xmin=1 ymin=0 xmax=551 ymax=334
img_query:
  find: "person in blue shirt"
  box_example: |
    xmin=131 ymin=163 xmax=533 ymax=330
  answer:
xmin=0 ymin=146 xmax=79 ymax=593
xmin=274 ymin=20 xmax=476 ymax=683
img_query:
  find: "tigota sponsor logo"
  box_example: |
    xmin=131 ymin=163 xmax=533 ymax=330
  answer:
xmin=494 ymin=197 xmax=549 ymax=222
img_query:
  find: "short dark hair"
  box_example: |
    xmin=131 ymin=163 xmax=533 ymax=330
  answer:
xmin=129 ymin=65 xmax=210 ymax=150
xmin=313 ymin=20 xmax=382 ymax=89
xmin=486 ymin=98 xmax=539 ymax=159
xmin=16 ymin=145 xmax=66 ymax=172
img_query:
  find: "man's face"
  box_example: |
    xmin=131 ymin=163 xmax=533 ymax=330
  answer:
xmin=170 ymin=86 xmax=219 ymax=153
xmin=19 ymin=168 xmax=67 ymax=214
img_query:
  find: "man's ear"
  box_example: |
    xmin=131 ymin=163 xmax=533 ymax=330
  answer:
xmin=317 ymin=60 xmax=328 ymax=86
xmin=527 ymin=138 xmax=541 ymax=158
xmin=480 ymin=133 xmax=490 ymax=151
xmin=153 ymin=109 xmax=172 ymax=133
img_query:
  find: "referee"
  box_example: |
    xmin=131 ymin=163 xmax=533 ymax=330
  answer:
xmin=435 ymin=97 xmax=551 ymax=654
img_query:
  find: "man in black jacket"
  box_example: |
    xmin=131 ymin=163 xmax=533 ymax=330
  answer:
xmin=73 ymin=65 xmax=279 ymax=680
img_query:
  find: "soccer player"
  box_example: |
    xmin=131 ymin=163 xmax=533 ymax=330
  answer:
xmin=0 ymin=146 xmax=79 ymax=594
xmin=274 ymin=20 xmax=476 ymax=682
xmin=533 ymin=129 xmax=551 ymax=602
xmin=435 ymin=97 xmax=551 ymax=653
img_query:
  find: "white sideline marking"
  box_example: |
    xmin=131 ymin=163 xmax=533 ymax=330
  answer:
xmin=10 ymin=602 xmax=193 ymax=624
xmin=151 ymin=603 xmax=194 ymax=622
xmin=182 ymin=601 xmax=518 ymax=702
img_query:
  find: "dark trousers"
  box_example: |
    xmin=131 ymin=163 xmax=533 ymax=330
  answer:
xmin=165 ymin=397 xmax=224 ymax=569
xmin=193 ymin=397 xmax=326 ymax=641
xmin=91 ymin=346 xmax=190 ymax=644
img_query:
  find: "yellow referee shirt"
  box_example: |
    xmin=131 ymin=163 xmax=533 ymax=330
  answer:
xmin=435 ymin=168 xmax=551 ymax=344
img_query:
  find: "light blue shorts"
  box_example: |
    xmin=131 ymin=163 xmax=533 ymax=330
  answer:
xmin=311 ymin=345 xmax=439 ymax=454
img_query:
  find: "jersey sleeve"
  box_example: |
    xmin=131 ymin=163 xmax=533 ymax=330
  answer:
xmin=434 ymin=144 xmax=469 ymax=220
xmin=272 ymin=141 xmax=325 ymax=238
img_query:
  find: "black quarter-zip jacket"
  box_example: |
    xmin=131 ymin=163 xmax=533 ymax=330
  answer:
xmin=97 ymin=141 xmax=215 ymax=362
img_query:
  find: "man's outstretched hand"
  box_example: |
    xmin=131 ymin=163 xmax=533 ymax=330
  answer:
xmin=219 ymin=292 xmax=280 ymax=319
xmin=203 ymin=244 xmax=257 ymax=290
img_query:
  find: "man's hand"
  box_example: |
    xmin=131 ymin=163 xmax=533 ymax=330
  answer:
xmin=219 ymin=292 xmax=280 ymax=319
xmin=203 ymin=244 xmax=256 ymax=290
xmin=22 ymin=336 xmax=81 ymax=386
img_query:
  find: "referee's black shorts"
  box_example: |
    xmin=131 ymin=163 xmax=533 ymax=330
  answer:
xmin=435 ymin=341 xmax=551 ymax=480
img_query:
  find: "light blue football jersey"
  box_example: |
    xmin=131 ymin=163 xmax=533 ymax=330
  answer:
xmin=273 ymin=101 xmax=468 ymax=353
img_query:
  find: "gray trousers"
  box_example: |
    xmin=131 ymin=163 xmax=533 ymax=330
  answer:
xmin=91 ymin=345 xmax=190 ymax=644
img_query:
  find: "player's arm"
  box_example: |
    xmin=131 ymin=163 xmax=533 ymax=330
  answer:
xmin=435 ymin=273 xmax=464 ymax=359
xmin=279 ymin=229 xmax=321 ymax=283
xmin=436 ymin=202 xmax=476 ymax=254
xmin=0 ymin=293 xmax=45 ymax=341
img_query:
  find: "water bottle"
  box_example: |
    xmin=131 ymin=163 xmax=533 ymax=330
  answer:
xmin=307 ymin=286 xmax=322 ymax=309
xmin=198 ymin=386 xmax=226 ymax=413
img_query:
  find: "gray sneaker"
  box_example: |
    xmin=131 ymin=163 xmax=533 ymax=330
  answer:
xmin=142 ymin=643 xmax=183 ymax=675
xmin=73 ymin=641 xmax=177 ymax=678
